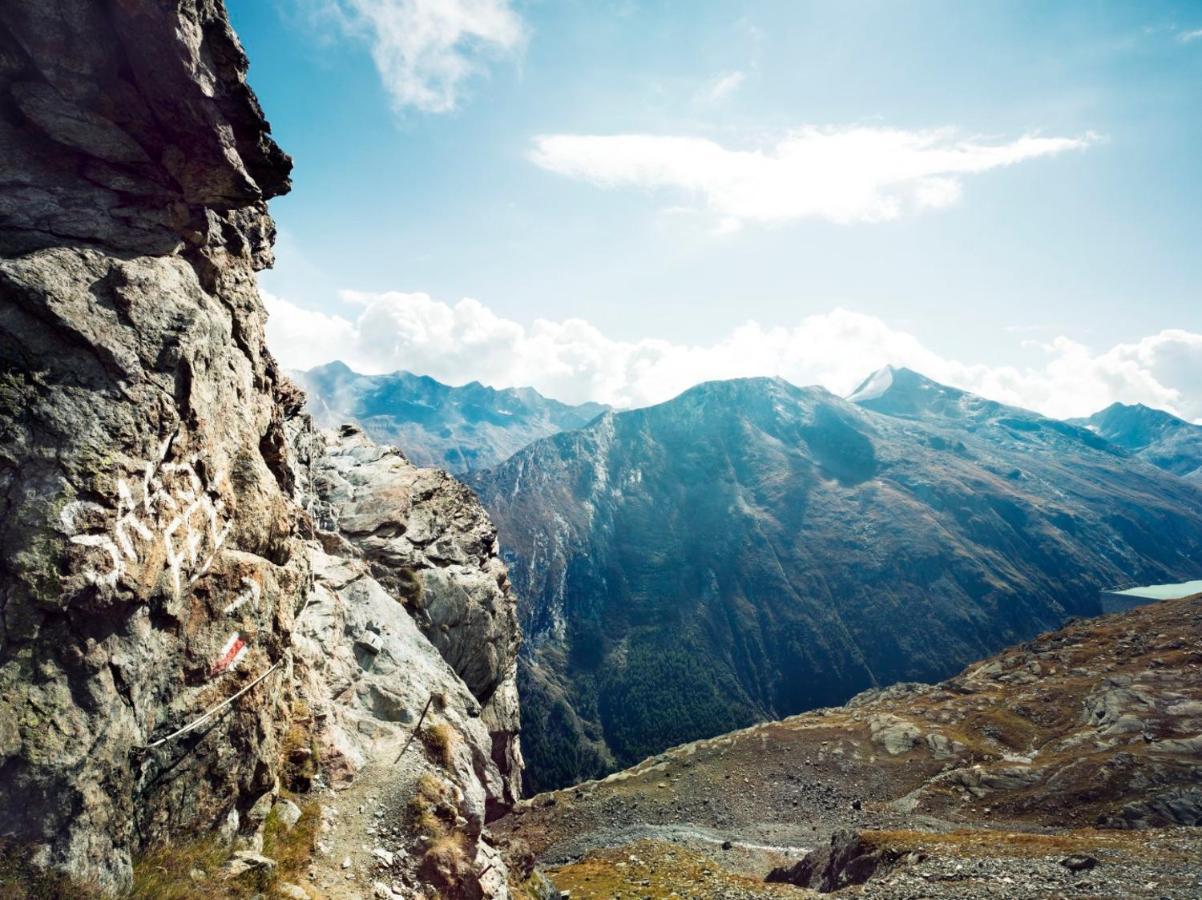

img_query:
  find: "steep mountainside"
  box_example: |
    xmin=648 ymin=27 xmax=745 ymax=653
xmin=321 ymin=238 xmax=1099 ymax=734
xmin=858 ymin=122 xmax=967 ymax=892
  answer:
xmin=294 ymin=361 xmax=608 ymax=472
xmin=0 ymin=5 xmax=529 ymax=897
xmin=1073 ymin=401 xmax=1202 ymax=482
xmin=497 ymin=594 xmax=1202 ymax=898
xmin=469 ymin=373 xmax=1202 ymax=792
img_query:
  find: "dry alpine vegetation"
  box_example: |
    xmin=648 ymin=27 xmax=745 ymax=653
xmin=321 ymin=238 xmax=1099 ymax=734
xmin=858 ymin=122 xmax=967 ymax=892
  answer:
xmin=495 ymin=594 xmax=1202 ymax=897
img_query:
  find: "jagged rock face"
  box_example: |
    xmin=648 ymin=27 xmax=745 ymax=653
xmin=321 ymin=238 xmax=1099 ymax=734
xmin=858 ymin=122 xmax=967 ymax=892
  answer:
xmin=292 ymin=543 xmax=509 ymax=825
xmin=295 ymin=361 xmax=609 ymax=473
xmin=0 ymin=0 xmax=290 ymax=259
xmin=296 ymin=424 xmax=523 ymax=812
xmin=0 ymin=0 xmax=300 ymax=891
xmin=470 ymin=374 xmax=1202 ymax=791
xmin=0 ymin=3 xmax=525 ymax=895
xmin=286 ymin=423 xmax=522 ymax=897
xmin=307 ymin=426 xmax=520 ymax=705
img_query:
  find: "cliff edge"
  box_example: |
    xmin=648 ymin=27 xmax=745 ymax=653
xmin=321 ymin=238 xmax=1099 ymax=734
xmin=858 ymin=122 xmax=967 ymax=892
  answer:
xmin=0 ymin=3 xmax=525 ymax=896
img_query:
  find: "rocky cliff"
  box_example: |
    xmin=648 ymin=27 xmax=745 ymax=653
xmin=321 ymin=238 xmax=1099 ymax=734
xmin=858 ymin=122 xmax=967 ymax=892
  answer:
xmin=286 ymin=421 xmax=525 ymax=899
xmin=0 ymin=1 xmax=301 ymax=889
xmin=293 ymin=423 xmax=523 ymax=815
xmin=0 ymin=3 xmax=524 ymax=896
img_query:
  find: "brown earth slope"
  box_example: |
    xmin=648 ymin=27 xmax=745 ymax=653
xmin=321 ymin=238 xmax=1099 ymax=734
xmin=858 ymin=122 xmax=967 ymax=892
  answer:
xmin=496 ymin=595 xmax=1202 ymax=898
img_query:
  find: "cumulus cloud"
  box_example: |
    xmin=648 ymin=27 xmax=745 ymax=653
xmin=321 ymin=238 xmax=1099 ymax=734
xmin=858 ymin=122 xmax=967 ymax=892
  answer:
xmin=313 ymin=0 xmax=524 ymax=112
xmin=264 ymin=290 xmax=1202 ymax=421
xmin=529 ymin=127 xmax=1095 ymax=226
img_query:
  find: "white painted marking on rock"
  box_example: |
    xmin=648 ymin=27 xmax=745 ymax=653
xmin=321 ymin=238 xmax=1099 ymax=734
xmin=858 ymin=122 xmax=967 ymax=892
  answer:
xmin=60 ymin=444 xmax=233 ymax=596
xmin=223 ymin=577 xmax=262 ymax=616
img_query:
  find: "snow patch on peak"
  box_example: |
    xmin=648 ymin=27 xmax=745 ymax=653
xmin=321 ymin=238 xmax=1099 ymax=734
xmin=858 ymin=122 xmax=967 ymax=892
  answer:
xmin=847 ymin=365 xmax=895 ymax=404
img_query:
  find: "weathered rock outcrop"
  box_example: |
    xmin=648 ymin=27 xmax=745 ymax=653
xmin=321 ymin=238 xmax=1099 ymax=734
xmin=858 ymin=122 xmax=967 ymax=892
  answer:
xmin=765 ymin=829 xmax=903 ymax=892
xmin=0 ymin=1 xmax=299 ymax=890
xmin=291 ymin=423 xmax=523 ymax=817
xmin=0 ymin=3 xmax=524 ymax=896
xmin=307 ymin=425 xmax=520 ymax=710
xmin=0 ymin=0 xmax=290 ymax=259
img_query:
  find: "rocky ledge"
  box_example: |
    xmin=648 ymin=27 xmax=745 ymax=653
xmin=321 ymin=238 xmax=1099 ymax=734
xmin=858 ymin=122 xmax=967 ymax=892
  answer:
xmin=284 ymin=422 xmax=524 ymax=898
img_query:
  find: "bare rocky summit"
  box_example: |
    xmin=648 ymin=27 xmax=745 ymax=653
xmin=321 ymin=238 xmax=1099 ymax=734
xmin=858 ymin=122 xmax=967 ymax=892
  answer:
xmin=0 ymin=3 xmax=526 ymax=896
xmin=1072 ymin=401 xmax=1202 ymax=482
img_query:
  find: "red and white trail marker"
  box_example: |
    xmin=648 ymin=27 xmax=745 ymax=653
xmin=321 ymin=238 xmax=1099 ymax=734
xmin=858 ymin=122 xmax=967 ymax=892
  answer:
xmin=210 ymin=631 xmax=247 ymax=677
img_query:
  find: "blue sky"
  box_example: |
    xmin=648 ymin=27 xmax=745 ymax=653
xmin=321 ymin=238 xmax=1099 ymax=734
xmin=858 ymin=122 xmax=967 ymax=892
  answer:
xmin=229 ymin=1 xmax=1202 ymax=419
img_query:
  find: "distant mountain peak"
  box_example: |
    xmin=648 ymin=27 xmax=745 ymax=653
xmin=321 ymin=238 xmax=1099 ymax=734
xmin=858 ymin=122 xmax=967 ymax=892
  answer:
xmin=1074 ymin=402 xmax=1202 ymax=478
xmin=680 ymin=374 xmax=795 ymax=397
xmin=309 ymin=359 xmax=356 ymax=376
xmin=847 ymin=365 xmax=971 ymax=419
xmin=293 ymin=364 xmax=610 ymax=473
xmin=1093 ymin=400 xmax=1186 ymax=426
xmin=846 ymin=365 xmax=896 ymax=403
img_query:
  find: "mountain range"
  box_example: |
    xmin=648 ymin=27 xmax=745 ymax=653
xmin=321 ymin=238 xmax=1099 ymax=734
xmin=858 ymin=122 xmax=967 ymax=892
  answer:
xmin=292 ymin=361 xmax=608 ymax=472
xmin=1073 ymin=400 xmax=1202 ymax=482
xmin=12 ymin=2 xmax=1201 ymax=896
xmin=467 ymin=367 xmax=1202 ymax=791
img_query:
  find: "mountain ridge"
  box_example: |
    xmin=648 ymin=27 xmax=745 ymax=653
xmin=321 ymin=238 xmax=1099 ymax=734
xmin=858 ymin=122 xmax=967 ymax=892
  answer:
xmin=293 ymin=360 xmax=609 ymax=472
xmin=1073 ymin=400 xmax=1202 ymax=481
xmin=469 ymin=369 xmax=1202 ymax=792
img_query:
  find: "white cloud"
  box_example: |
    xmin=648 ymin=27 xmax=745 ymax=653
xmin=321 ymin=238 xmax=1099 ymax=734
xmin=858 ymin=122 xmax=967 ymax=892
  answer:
xmin=529 ymin=126 xmax=1095 ymax=226
xmin=313 ymin=0 xmax=524 ymax=113
xmin=265 ymin=290 xmax=1202 ymax=421
xmin=1181 ymin=28 xmax=1202 ymax=43
xmin=701 ymin=70 xmax=746 ymax=102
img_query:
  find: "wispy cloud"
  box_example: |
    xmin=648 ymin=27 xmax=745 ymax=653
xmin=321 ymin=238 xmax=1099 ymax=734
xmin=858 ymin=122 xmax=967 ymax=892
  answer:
xmin=700 ymin=70 xmax=746 ymax=102
xmin=529 ymin=126 xmax=1095 ymax=227
xmin=1180 ymin=28 xmax=1202 ymax=43
xmin=312 ymin=0 xmax=524 ymax=113
xmin=265 ymin=290 xmax=1202 ymax=421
